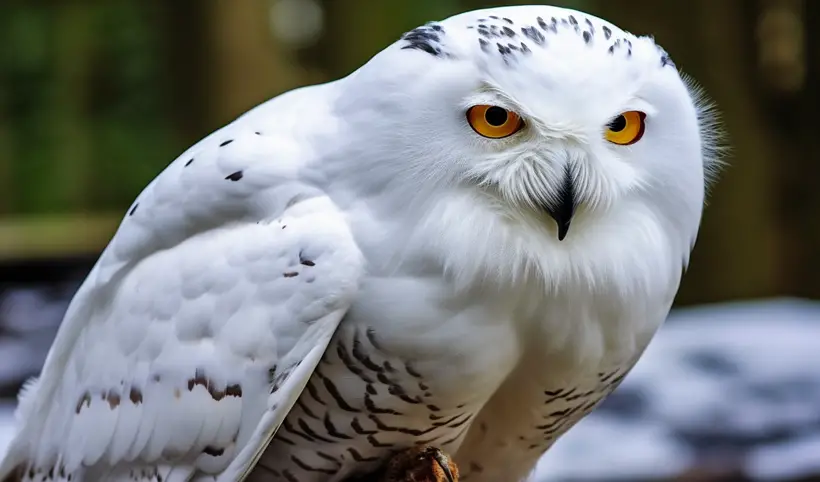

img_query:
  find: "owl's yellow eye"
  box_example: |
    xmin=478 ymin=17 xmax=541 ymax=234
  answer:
xmin=467 ymin=105 xmax=524 ymax=139
xmin=605 ymin=111 xmax=646 ymax=145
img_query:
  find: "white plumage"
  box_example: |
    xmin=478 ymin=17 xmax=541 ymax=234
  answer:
xmin=0 ymin=5 xmax=722 ymax=482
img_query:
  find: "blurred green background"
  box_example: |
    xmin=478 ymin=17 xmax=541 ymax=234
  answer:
xmin=0 ymin=0 xmax=817 ymax=305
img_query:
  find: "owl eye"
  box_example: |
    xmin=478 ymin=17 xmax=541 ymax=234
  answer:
xmin=605 ymin=111 xmax=646 ymax=145
xmin=467 ymin=105 xmax=524 ymax=139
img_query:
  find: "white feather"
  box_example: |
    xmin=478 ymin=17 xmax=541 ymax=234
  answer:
xmin=0 ymin=87 xmax=365 ymax=481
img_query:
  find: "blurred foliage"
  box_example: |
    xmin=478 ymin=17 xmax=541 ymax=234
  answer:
xmin=0 ymin=2 xmax=179 ymax=215
xmin=0 ymin=0 xmax=817 ymax=302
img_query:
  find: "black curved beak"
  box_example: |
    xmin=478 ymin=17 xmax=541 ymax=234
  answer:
xmin=544 ymin=166 xmax=576 ymax=241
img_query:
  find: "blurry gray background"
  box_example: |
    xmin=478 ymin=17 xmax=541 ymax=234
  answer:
xmin=1 ymin=1 xmax=818 ymax=480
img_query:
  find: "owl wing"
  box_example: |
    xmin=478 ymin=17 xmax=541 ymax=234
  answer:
xmin=0 ymin=109 xmax=364 ymax=482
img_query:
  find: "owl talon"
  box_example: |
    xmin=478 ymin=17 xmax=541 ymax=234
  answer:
xmin=431 ymin=450 xmax=456 ymax=482
xmin=378 ymin=445 xmax=459 ymax=482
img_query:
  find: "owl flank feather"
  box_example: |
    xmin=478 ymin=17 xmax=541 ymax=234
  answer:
xmin=0 ymin=5 xmax=721 ymax=482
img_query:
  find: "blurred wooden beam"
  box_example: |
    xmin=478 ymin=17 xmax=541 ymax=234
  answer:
xmin=152 ymin=0 xmax=211 ymax=146
xmin=50 ymin=3 xmax=96 ymax=212
xmin=0 ymin=108 xmax=12 ymax=215
xmin=317 ymin=0 xmax=462 ymax=78
xmin=0 ymin=214 xmax=120 ymax=261
xmin=205 ymin=0 xmax=305 ymax=126
xmin=153 ymin=0 xmax=310 ymax=141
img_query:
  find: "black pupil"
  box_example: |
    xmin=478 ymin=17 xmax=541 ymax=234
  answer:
xmin=484 ymin=107 xmax=508 ymax=126
xmin=608 ymin=115 xmax=627 ymax=132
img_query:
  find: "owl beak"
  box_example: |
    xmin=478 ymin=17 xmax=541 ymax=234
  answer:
xmin=545 ymin=166 xmax=576 ymax=241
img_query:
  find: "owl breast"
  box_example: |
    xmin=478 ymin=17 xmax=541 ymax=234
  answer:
xmin=249 ymin=276 xmax=523 ymax=482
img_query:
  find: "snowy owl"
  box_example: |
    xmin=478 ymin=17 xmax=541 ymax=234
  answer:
xmin=0 ymin=4 xmax=722 ymax=482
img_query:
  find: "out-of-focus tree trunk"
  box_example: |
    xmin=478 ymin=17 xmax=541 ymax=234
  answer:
xmin=593 ymin=0 xmax=782 ymax=304
xmin=156 ymin=0 xmax=309 ymax=142
xmin=760 ymin=0 xmax=819 ymax=299
xmin=153 ymin=0 xmax=211 ymax=146
xmin=317 ymin=0 xmax=461 ymax=78
xmin=798 ymin=1 xmax=819 ymax=299
xmin=51 ymin=3 xmax=96 ymax=213
xmin=205 ymin=0 xmax=305 ymax=127
xmin=0 ymin=107 xmax=12 ymax=215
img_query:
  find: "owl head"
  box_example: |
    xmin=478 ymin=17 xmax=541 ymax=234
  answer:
xmin=329 ymin=5 xmax=725 ymax=291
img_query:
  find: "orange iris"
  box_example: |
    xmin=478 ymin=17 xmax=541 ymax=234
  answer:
xmin=467 ymin=105 xmax=524 ymax=139
xmin=605 ymin=111 xmax=646 ymax=145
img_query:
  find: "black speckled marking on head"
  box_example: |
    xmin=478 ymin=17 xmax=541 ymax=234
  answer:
xmin=184 ymin=158 xmax=194 ymax=167
xmin=496 ymin=42 xmax=515 ymax=64
xmin=606 ymin=37 xmax=634 ymax=57
xmin=521 ymin=26 xmax=546 ymax=46
xmin=657 ymin=45 xmax=676 ymax=68
xmin=219 ymin=139 xmax=233 ymax=147
xmin=609 ymin=38 xmax=623 ymax=55
xmin=129 ymin=202 xmax=139 ymax=216
xmin=469 ymin=13 xmax=630 ymax=65
xmin=401 ymin=22 xmax=447 ymax=57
